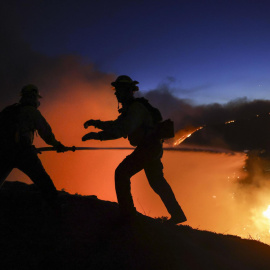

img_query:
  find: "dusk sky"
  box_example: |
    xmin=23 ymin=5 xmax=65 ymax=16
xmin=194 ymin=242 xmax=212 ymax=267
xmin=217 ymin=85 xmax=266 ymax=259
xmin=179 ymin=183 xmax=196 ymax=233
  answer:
xmin=2 ymin=0 xmax=270 ymax=104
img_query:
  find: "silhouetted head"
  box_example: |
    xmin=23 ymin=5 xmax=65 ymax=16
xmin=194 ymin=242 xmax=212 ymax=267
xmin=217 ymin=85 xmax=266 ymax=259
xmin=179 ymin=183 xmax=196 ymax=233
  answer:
xmin=19 ymin=84 xmax=42 ymax=108
xmin=111 ymin=75 xmax=139 ymax=104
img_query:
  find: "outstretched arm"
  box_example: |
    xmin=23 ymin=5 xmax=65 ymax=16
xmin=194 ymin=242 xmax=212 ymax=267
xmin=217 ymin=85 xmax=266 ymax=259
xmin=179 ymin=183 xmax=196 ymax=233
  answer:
xmin=83 ymin=118 xmax=123 ymax=142
xmin=82 ymin=130 xmax=122 ymax=142
xmin=82 ymin=102 xmax=147 ymax=142
xmin=35 ymin=110 xmax=67 ymax=152
xmin=84 ymin=119 xmax=115 ymax=131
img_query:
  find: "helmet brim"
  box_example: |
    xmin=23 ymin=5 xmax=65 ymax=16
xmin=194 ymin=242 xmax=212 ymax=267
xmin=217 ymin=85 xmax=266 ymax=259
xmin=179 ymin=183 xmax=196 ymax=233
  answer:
xmin=111 ymin=81 xmax=139 ymax=87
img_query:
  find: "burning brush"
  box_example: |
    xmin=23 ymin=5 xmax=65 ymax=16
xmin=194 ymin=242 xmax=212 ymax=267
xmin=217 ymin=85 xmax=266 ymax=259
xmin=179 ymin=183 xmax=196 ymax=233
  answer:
xmin=172 ymin=126 xmax=204 ymax=146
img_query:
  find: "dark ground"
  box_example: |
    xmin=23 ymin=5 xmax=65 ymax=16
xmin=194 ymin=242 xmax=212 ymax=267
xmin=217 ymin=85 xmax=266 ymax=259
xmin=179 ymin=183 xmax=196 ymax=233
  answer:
xmin=1 ymin=181 xmax=270 ymax=270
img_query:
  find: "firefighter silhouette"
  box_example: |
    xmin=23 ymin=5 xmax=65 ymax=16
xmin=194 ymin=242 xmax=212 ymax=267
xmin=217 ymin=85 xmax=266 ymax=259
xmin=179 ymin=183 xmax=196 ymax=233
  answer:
xmin=0 ymin=84 xmax=66 ymax=213
xmin=82 ymin=75 xmax=186 ymax=224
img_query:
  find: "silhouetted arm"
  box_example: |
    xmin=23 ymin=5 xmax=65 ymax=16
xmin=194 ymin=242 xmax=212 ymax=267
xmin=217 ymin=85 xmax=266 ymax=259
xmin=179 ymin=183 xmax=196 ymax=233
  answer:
xmin=34 ymin=110 xmax=61 ymax=147
xmin=95 ymin=120 xmax=115 ymax=131
xmin=84 ymin=119 xmax=115 ymax=130
xmin=83 ymin=102 xmax=147 ymax=141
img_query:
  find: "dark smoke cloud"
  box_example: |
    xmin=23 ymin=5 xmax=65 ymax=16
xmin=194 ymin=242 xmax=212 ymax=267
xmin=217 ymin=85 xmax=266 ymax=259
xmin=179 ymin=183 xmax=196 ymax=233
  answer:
xmin=0 ymin=1 xmax=115 ymax=108
xmin=144 ymin=88 xmax=270 ymax=130
xmin=142 ymin=87 xmax=270 ymax=152
xmin=0 ymin=25 xmax=113 ymax=108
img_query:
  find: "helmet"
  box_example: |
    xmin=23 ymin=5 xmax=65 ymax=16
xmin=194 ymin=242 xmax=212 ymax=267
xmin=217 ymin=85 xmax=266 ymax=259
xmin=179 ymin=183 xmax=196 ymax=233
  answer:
xmin=111 ymin=75 xmax=139 ymax=91
xmin=20 ymin=84 xmax=42 ymax=98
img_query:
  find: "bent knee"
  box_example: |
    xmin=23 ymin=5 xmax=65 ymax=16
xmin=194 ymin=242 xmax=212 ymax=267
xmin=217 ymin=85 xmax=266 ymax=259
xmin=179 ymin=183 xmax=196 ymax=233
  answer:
xmin=115 ymin=164 xmax=130 ymax=180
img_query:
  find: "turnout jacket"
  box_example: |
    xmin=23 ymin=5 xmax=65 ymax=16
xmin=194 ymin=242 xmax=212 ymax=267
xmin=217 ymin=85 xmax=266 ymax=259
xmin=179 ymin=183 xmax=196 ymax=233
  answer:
xmin=17 ymin=105 xmax=60 ymax=147
xmin=0 ymin=102 xmax=60 ymax=149
xmin=95 ymin=99 xmax=156 ymax=146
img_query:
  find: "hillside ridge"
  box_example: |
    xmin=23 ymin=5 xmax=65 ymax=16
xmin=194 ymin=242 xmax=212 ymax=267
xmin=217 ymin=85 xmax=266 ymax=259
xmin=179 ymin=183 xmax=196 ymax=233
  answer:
xmin=1 ymin=181 xmax=270 ymax=270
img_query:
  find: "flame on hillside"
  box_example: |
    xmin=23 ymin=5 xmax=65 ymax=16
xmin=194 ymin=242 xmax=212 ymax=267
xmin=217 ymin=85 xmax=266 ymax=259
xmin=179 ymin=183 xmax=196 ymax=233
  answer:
xmin=173 ymin=126 xmax=204 ymax=146
xmin=225 ymin=120 xmax=235 ymax=124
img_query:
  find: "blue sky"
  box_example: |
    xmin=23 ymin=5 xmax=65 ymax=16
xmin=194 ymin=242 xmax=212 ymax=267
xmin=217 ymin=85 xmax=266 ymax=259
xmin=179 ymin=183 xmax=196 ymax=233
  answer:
xmin=2 ymin=0 xmax=270 ymax=104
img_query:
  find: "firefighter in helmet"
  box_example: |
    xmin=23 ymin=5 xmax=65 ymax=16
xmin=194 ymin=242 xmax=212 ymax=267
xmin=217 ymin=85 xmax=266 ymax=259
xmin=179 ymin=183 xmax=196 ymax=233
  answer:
xmin=82 ymin=75 xmax=187 ymax=224
xmin=0 ymin=84 xmax=66 ymax=213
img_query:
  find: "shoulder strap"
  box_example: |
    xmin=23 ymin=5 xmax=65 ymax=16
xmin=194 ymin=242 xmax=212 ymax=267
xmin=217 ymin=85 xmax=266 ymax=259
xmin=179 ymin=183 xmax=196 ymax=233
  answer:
xmin=134 ymin=97 xmax=163 ymax=123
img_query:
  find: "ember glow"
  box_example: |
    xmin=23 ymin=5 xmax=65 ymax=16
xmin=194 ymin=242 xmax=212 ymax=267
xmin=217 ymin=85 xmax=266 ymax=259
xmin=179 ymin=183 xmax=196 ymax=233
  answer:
xmin=225 ymin=120 xmax=235 ymax=124
xmin=173 ymin=126 xmax=203 ymax=146
xmin=263 ymin=206 xmax=270 ymax=220
xmin=262 ymin=206 xmax=270 ymax=234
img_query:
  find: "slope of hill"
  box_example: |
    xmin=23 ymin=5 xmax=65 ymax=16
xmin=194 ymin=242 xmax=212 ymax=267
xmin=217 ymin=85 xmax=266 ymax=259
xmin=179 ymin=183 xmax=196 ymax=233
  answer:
xmin=1 ymin=181 xmax=270 ymax=270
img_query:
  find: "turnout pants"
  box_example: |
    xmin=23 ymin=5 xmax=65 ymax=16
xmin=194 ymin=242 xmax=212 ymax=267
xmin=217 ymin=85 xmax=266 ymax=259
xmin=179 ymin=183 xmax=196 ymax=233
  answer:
xmin=0 ymin=146 xmax=58 ymax=207
xmin=115 ymin=141 xmax=186 ymax=219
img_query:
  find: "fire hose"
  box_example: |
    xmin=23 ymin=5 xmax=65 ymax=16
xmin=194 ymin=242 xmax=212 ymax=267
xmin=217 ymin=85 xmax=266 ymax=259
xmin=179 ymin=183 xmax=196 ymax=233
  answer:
xmin=36 ymin=146 xmax=234 ymax=154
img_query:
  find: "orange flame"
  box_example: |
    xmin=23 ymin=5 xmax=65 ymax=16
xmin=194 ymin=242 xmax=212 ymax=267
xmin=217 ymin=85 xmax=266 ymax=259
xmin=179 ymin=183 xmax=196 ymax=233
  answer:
xmin=173 ymin=126 xmax=203 ymax=146
xmin=225 ymin=120 xmax=235 ymax=124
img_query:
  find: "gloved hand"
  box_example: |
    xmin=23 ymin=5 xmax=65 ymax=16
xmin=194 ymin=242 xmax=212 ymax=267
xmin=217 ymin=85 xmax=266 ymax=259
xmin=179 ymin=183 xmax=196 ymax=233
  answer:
xmin=84 ymin=119 xmax=100 ymax=129
xmin=82 ymin=132 xmax=100 ymax=141
xmin=54 ymin=142 xmax=67 ymax=153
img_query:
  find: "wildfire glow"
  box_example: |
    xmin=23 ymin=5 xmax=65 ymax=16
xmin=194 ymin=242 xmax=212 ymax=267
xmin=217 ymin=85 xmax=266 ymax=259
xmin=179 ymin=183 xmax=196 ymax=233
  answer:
xmin=225 ymin=120 xmax=235 ymax=124
xmin=6 ymin=77 xmax=270 ymax=246
xmin=173 ymin=126 xmax=203 ymax=146
xmin=263 ymin=205 xmax=270 ymax=220
xmin=249 ymin=204 xmax=270 ymax=239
